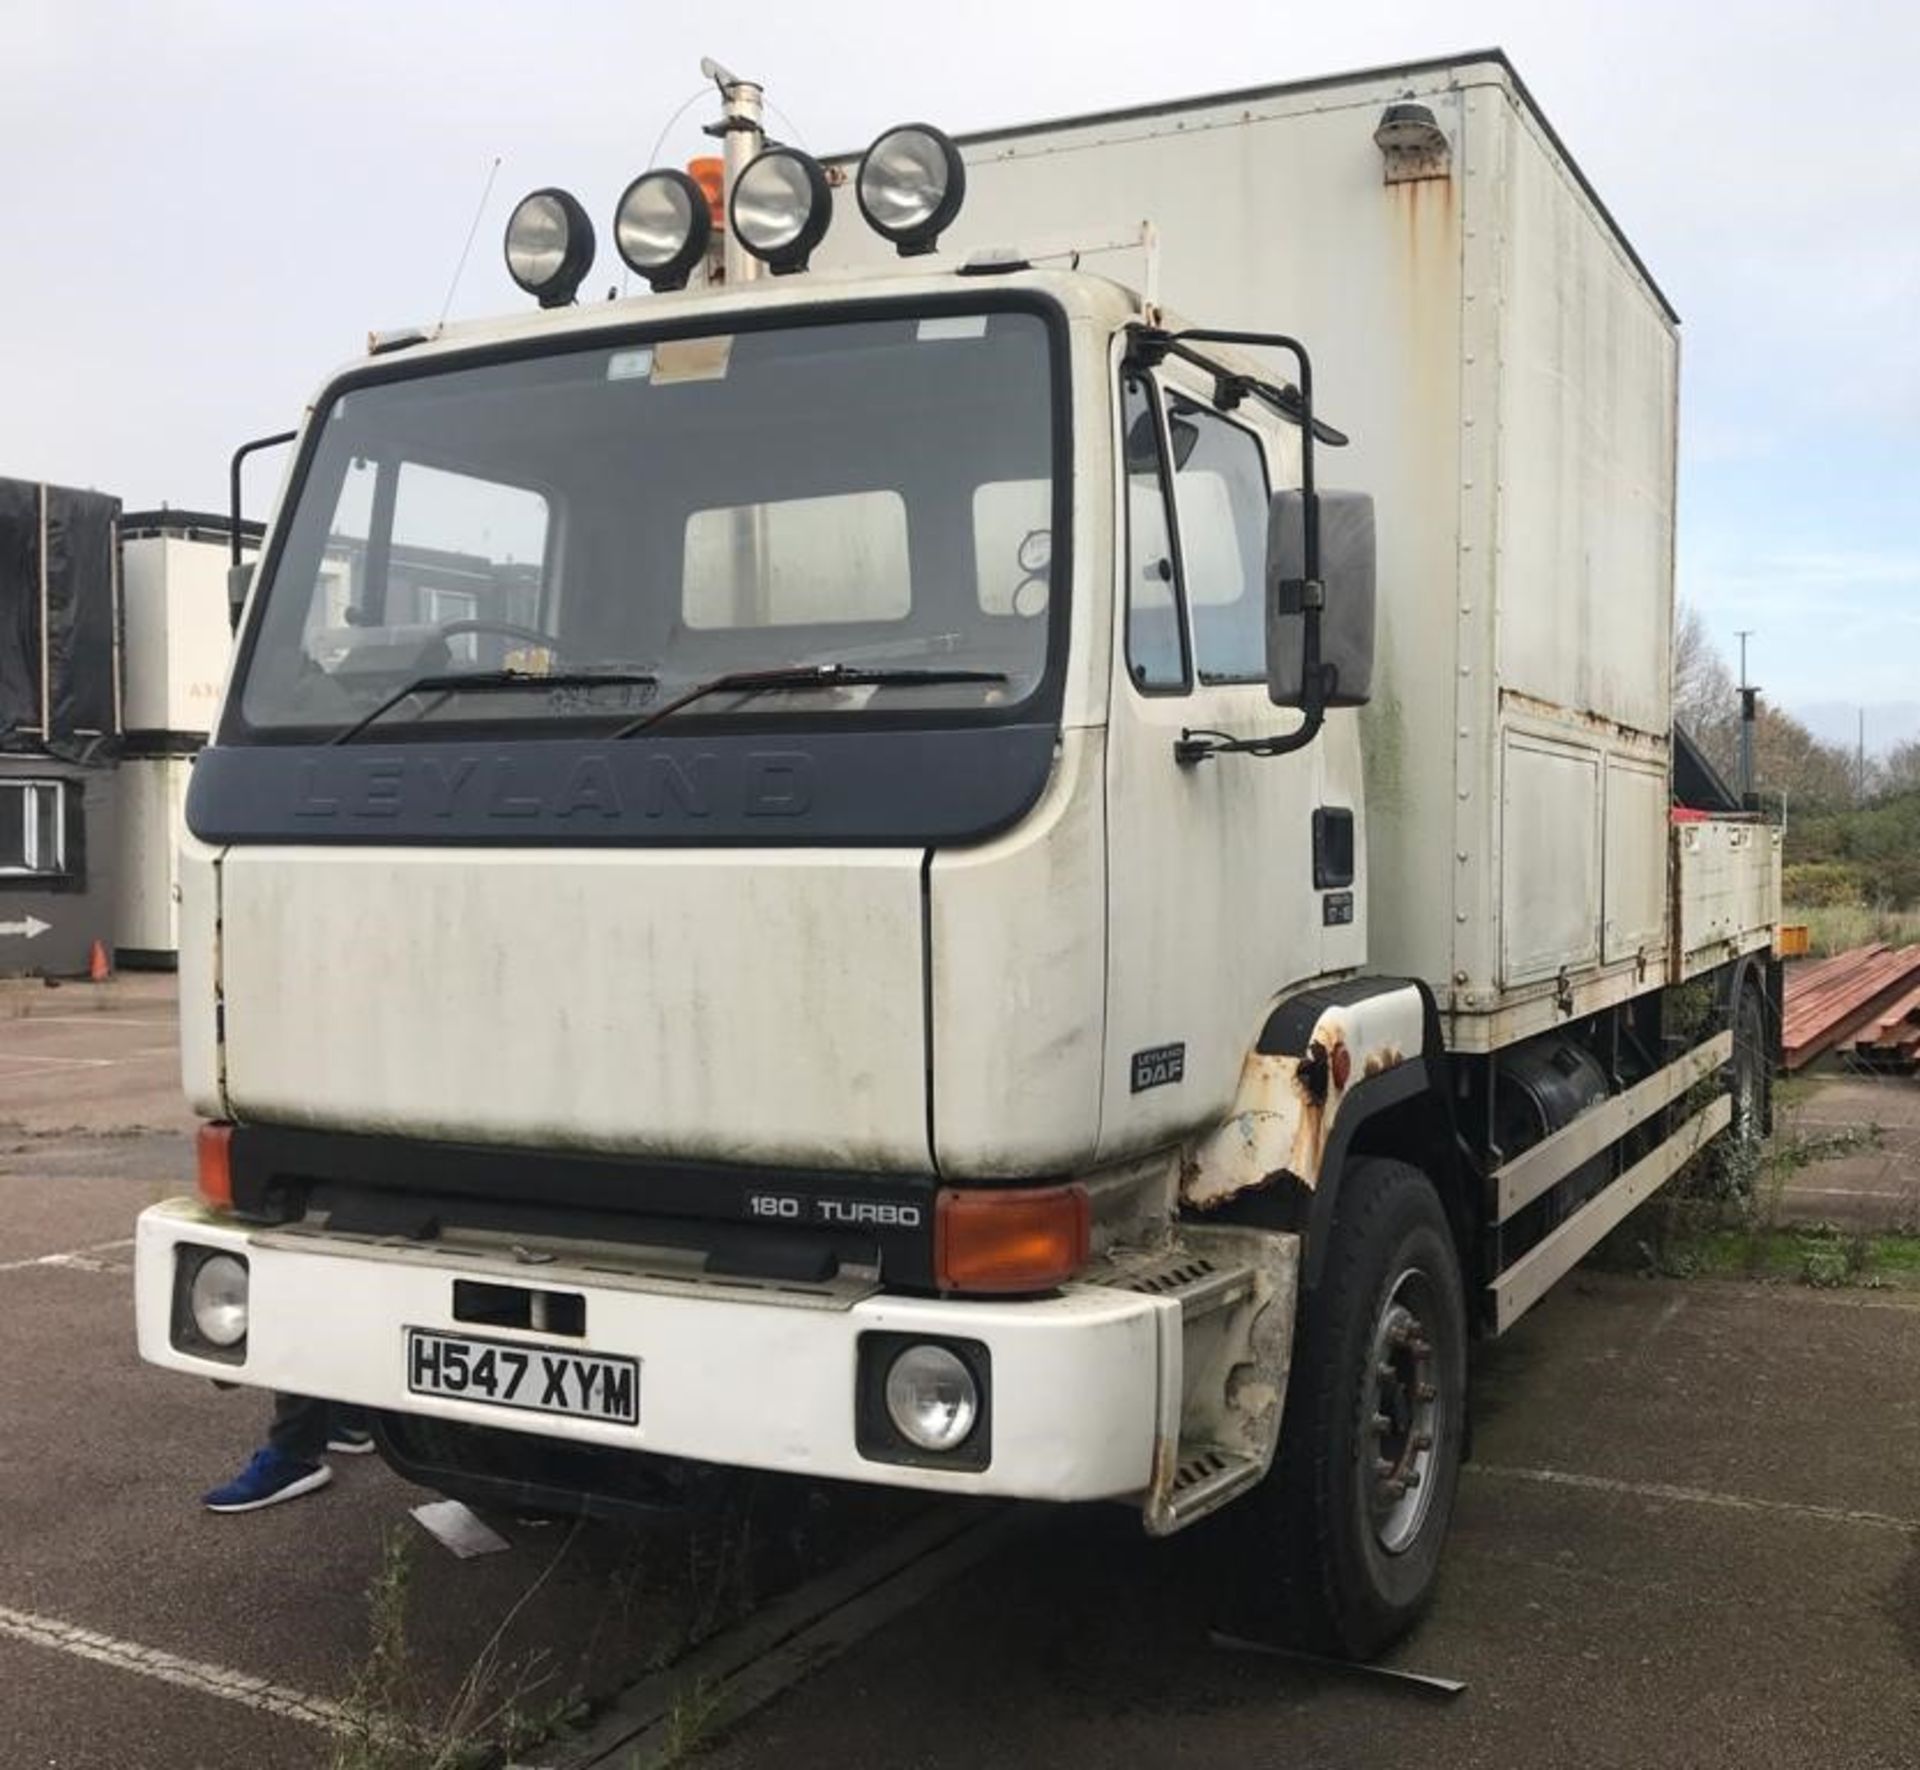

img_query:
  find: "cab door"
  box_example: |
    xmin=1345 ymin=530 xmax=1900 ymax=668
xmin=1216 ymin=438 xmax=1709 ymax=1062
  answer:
xmin=1096 ymin=357 xmax=1338 ymax=1164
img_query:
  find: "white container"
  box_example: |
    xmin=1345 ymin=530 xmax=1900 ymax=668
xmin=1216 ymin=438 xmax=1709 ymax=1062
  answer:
xmin=120 ymin=520 xmax=244 ymax=739
xmin=820 ymin=51 xmax=1700 ymax=1046
xmin=112 ymin=753 xmax=193 ymax=963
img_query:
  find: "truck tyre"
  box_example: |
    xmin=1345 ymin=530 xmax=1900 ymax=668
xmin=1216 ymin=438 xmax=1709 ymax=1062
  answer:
xmin=1728 ymin=979 xmax=1770 ymax=1146
xmin=1242 ymin=1158 xmax=1467 ymax=1659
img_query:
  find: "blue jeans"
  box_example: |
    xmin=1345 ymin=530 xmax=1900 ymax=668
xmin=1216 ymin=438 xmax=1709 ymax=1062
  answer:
xmin=267 ymin=1394 xmax=368 ymax=1461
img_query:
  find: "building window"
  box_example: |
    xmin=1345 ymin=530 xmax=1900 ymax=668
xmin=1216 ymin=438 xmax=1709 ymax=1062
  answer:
xmin=0 ymin=780 xmax=66 ymax=876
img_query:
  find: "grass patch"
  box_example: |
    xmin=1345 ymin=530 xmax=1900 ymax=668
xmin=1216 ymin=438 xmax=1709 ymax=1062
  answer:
xmin=1601 ymin=1075 xmax=1894 ymax=1287
xmin=1682 ymin=1224 xmax=1920 ymax=1288
xmin=1786 ymin=902 xmax=1920 ymax=957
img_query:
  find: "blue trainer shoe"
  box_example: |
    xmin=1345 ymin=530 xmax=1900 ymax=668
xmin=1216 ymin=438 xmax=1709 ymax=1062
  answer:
xmin=202 ymin=1447 xmax=334 ymax=1513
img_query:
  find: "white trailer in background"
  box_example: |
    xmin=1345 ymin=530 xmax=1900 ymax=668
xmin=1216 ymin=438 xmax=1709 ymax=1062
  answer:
xmin=114 ymin=512 xmax=252 ymax=966
xmin=137 ymin=51 xmax=1779 ymax=1657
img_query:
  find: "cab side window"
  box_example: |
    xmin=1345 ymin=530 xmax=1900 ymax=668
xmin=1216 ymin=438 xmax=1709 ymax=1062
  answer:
xmin=1121 ymin=374 xmax=1188 ymax=692
xmin=1165 ymin=396 xmax=1270 ymax=684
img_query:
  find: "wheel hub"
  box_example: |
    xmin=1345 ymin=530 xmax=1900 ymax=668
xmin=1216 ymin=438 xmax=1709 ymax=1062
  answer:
xmin=1364 ymin=1267 xmax=1443 ymax=1554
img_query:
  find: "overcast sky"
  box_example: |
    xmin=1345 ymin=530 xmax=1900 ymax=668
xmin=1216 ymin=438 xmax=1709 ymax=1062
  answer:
xmin=4 ymin=0 xmax=1915 ymax=740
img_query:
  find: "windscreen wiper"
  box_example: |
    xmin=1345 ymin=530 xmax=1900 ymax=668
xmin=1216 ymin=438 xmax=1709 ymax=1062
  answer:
xmin=611 ymin=663 xmax=1007 ymax=739
xmin=331 ymin=669 xmax=660 ymax=745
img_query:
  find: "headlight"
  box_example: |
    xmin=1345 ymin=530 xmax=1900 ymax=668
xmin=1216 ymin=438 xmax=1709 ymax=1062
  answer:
xmin=883 ymin=1343 xmax=979 ymax=1451
xmin=504 ymin=188 xmax=596 ymax=308
xmin=729 ymin=147 xmax=832 ymax=274
xmin=856 ymin=124 xmax=966 ymax=256
xmin=188 ymin=1253 xmax=250 ymax=1348
xmin=615 ymin=169 xmax=713 ymax=292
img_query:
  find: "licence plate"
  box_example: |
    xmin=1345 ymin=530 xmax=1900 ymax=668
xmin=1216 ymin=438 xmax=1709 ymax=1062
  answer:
xmin=405 ymin=1328 xmax=640 ymax=1426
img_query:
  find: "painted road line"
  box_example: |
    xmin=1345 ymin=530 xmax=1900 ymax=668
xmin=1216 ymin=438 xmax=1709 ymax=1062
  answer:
xmin=0 ymin=1602 xmax=346 ymax=1729
xmin=542 ymin=1505 xmax=1033 ymax=1770
xmin=0 ymin=1237 xmax=136 ymax=1273
xmin=0 ymin=1053 xmax=120 ymax=1071
xmin=5 ymin=1017 xmax=180 ymax=1028
xmin=1473 ymin=1464 xmax=1920 ymax=1534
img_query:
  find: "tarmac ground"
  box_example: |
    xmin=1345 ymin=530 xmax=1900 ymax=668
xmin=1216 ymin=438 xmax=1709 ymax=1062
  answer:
xmin=1 ymin=976 xmax=1915 ymax=1769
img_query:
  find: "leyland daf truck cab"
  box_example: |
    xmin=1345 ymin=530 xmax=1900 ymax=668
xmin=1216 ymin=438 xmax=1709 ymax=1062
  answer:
xmin=137 ymin=53 xmax=1782 ymax=1657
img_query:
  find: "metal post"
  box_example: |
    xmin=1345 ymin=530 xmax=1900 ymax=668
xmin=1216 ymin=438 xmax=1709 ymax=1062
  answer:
xmin=1738 ymin=686 xmax=1758 ymax=806
xmin=701 ymin=58 xmax=764 ymax=287
xmin=700 ymin=57 xmax=770 ymax=624
xmin=1734 ymin=629 xmax=1755 ymax=802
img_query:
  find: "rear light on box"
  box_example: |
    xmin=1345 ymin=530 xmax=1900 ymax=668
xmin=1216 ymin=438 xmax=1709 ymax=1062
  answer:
xmin=934 ymin=1184 xmax=1089 ymax=1293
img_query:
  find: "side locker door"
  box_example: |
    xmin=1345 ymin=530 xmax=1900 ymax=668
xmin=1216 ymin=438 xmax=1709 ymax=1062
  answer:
xmin=1097 ymin=360 xmax=1328 ymax=1166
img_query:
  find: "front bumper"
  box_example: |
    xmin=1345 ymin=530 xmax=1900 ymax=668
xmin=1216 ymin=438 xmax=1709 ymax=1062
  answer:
xmin=135 ymin=1198 xmax=1168 ymax=1502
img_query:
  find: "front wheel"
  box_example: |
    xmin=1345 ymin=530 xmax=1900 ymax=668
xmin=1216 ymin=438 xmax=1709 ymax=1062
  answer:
xmin=1233 ymin=1158 xmax=1468 ymax=1659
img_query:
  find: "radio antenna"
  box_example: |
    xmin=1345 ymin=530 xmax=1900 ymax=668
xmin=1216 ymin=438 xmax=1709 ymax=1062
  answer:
xmin=437 ymin=154 xmax=503 ymax=330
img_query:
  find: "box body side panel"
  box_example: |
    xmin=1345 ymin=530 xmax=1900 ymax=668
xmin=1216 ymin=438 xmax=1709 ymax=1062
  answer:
xmin=816 ymin=62 xmax=1680 ymax=1048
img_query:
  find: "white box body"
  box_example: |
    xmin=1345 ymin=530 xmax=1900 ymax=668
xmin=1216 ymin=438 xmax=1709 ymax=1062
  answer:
xmin=819 ymin=54 xmax=1718 ymax=1046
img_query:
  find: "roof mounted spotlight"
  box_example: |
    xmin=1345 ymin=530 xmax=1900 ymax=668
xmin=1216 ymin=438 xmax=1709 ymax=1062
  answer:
xmin=729 ymin=145 xmax=833 ymax=274
xmin=504 ymin=188 xmax=597 ymax=306
xmin=1373 ymin=100 xmax=1451 ymax=185
xmin=857 ymin=123 xmax=966 ymax=256
xmin=615 ymin=169 xmax=714 ymax=292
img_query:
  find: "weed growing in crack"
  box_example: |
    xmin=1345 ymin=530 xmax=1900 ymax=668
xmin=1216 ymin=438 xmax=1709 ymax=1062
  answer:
xmin=329 ymin=1522 xmax=586 ymax=1770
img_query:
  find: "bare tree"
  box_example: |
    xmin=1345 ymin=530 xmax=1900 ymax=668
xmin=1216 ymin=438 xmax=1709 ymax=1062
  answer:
xmin=1671 ymin=605 xmax=1859 ymax=809
xmin=1672 ymin=605 xmax=1740 ymax=781
xmin=1881 ymin=738 xmax=1920 ymax=797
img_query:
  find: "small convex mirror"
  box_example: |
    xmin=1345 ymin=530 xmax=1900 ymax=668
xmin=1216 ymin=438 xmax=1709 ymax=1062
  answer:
xmin=1266 ymin=489 xmax=1376 ymax=709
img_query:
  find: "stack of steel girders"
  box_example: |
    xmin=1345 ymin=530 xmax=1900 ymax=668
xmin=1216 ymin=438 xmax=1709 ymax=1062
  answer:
xmin=1782 ymin=945 xmax=1920 ymax=1071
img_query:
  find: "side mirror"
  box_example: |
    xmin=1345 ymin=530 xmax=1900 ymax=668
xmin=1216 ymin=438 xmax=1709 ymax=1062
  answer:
xmin=1266 ymin=489 xmax=1375 ymax=710
xmin=227 ymin=561 xmax=255 ymax=634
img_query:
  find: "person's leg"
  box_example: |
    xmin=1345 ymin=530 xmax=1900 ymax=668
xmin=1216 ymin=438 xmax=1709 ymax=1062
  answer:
xmin=327 ymin=1403 xmax=375 ymax=1454
xmin=267 ymin=1392 xmax=333 ymax=1463
xmin=202 ymin=1393 xmax=336 ymax=1513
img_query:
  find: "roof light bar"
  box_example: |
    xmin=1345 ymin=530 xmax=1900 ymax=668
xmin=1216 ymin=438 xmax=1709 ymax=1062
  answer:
xmin=615 ymin=169 xmax=713 ymax=292
xmin=729 ymin=146 xmax=832 ymax=275
xmin=857 ymin=123 xmax=966 ymax=256
xmin=503 ymin=188 xmax=596 ymax=307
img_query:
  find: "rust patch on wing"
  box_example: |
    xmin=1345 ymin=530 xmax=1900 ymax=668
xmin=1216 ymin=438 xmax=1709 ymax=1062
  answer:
xmin=1181 ymin=1004 xmax=1415 ymax=1213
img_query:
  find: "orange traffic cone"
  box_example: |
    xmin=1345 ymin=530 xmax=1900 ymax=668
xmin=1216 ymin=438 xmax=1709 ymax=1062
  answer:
xmin=88 ymin=939 xmax=110 ymax=982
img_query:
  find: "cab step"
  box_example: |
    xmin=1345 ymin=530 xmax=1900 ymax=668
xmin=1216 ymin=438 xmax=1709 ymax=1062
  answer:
xmin=1162 ymin=1443 xmax=1264 ymax=1528
xmin=1112 ymin=1249 xmax=1258 ymax=1319
xmin=1127 ymin=1223 xmax=1300 ymax=1539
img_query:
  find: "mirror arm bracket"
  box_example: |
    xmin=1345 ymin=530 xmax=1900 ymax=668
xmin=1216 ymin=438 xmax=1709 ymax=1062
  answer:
xmin=1176 ymin=640 xmax=1332 ymax=766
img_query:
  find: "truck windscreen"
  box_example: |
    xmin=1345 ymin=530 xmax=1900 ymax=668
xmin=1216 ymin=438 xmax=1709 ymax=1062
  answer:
xmin=232 ymin=307 xmax=1059 ymax=741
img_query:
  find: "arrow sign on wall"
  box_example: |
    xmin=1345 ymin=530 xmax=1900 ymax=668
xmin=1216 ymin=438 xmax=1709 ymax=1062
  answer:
xmin=0 ymin=916 xmax=51 ymax=940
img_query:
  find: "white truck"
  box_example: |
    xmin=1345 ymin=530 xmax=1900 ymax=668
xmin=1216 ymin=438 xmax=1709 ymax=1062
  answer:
xmin=136 ymin=50 xmax=1781 ymax=1656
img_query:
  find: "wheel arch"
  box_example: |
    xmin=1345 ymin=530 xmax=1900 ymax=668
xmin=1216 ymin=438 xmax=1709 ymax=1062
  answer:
xmin=1193 ymin=975 xmax=1472 ymax=1295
